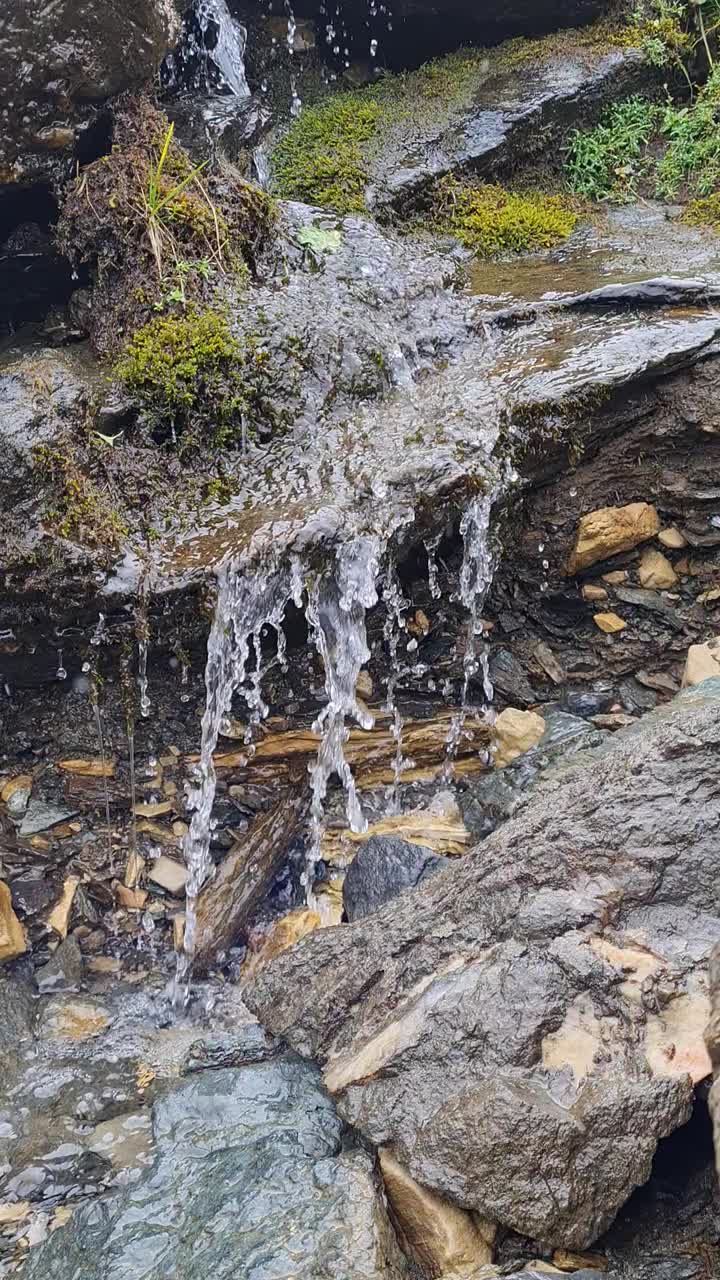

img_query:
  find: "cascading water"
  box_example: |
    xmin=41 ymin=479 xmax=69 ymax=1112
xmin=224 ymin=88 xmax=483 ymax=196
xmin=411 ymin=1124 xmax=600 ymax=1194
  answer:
xmin=164 ymin=0 xmax=250 ymax=98
xmin=174 ymin=561 xmax=293 ymax=1007
xmin=382 ymin=564 xmax=409 ymax=813
xmin=304 ymin=535 xmax=382 ymax=891
xmin=442 ymin=488 xmax=498 ymax=780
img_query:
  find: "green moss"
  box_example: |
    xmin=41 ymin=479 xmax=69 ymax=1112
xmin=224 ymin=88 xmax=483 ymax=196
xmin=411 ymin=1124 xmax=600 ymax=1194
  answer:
xmin=272 ymin=96 xmax=382 ymax=212
xmin=116 ymin=307 xmax=249 ymax=447
xmin=682 ymin=190 xmax=720 ymax=228
xmin=33 ymin=446 xmax=129 ymax=549
xmin=433 ymin=177 xmax=578 ymax=256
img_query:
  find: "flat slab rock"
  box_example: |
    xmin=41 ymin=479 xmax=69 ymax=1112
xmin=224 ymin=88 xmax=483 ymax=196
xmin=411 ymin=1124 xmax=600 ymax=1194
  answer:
xmin=246 ymin=680 xmax=720 ymax=1249
xmin=23 ymin=1054 xmax=407 ymax=1280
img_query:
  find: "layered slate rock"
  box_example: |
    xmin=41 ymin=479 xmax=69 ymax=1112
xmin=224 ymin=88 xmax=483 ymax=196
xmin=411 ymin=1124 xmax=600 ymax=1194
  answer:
xmin=247 ymin=681 xmax=720 ymax=1249
xmin=24 ymin=1054 xmax=408 ymax=1280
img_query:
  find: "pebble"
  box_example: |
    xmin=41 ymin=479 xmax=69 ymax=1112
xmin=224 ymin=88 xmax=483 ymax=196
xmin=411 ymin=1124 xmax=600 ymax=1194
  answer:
xmin=637 ymin=548 xmax=677 ymax=589
xmin=582 ymin=584 xmax=608 ymax=602
xmin=593 ymin=612 xmax=627 ymax=634
xmin=0 ymin=881 xmax=27 ymax=963
xmin=601 ymin=570 xmax=628 ymax=585
xmin=148 ymin=856 xmax=188 ymax=896
xmin=658 ymin=527 xmax=687 ymax=549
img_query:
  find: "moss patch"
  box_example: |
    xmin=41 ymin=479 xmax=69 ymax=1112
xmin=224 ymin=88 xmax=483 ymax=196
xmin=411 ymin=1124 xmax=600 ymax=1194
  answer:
xmin=432 ymin=177 xmax=578 ymax=256
xmin=33 ymin=445 xmax=129 ymax=549
xmin=115 ymin=307 xmax=250 ymax=448
xmin=682 ymin=190 xmax=720 ymax=228
xmin=57 ymin=96 xmax=277 ymax=357
xmin=272 ymin=95 xmax=382 ymax=212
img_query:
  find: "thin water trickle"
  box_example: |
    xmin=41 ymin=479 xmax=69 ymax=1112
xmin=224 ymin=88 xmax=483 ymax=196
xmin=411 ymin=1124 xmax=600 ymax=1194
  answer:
xmin=304 ymin=535 xmax=382 ymax=893
xmin=442 ymin=489 xmax=498 ymax=781
xmin=90 ymin=683 xmax=115 ymax=873
xmin=382 ymin=562 xmax=408 ymax=813
xmin=135 ymin=606 xmax=151 ymax=720
xmin=174 ymin=561 xmax=293 ymax=1008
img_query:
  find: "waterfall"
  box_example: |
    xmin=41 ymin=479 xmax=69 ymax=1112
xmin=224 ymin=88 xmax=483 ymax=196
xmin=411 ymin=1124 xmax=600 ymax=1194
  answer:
xmin=174 ymin=561 xmax=293 ymax=1007
xmin=443 ymin=488 xmax=497 ymax=779
xmin=164 ymin=0 xmax=250 ymax=99
xmin=304 ymin=535 xmax=382 ymax=890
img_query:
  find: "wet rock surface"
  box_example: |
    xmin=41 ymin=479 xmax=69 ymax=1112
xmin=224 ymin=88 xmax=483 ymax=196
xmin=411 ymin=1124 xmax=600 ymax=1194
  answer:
xmin=0 ymin=0 xmax=177 ymax=187
xmin=22 ymin=1050 xmax=407 ymax=1280
xmin=247 ymin=682 xmax=720 ymax=1248
xmin=343 ymin=836 xmax=444 ymax=922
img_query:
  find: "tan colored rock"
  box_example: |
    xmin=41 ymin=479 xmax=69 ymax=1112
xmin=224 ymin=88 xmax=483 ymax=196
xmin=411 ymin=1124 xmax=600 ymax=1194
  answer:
xmin=0 ymin=881 xmax=27 ymax=963
xmin=658 ymin=527 xmax=687 ymax=550
xmin=115 ymin=884 xmax=148 ymax=910
xmin=379 ymin=1149 xmax=494 ymax=1277
xmin=567 ymin=502 xmax=659 ymax=574
xmin=638 ymin=548 xmax=677 ymax=590
xmin=57 ymin=758 xmax=115 ymax=777
xmin=600 ymin=570 xmax=628 ymax=586
xmin=0 ymin=1201 xmax=30 ymax=1225
xmin=243 ymin=908 xmax=322 ymax=979
xmin=552 ymin=1251 xmax=607 ymax=1272
xmin=593 ymin=612 xmax=627 ymax=635
xmin=0 ymin=774 xmax=32 ymax=814
xmin=47 ymin=875 xmax=80 ymax=938
xmin=492 ymin=708 xmax=545 ymax=769
xmin=682 ymin=638 xmax=720 ymax=688
xmin=356 ymin=670 xmax=374 ymax=699
xmin=582 ymin=584 xmax=608 ymax=603
xmin=172 ymin=913 xmax=186 ymax=951
xmin=148 ymin=855 xmax=187 ymax=896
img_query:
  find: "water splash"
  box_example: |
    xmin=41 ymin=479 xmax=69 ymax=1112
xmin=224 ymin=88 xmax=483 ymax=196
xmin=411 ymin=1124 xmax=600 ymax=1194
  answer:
xmin=443 ymin=488 xmax=497 ymax=780
xmin=135 ymin=606 xmax=151 ymax=720
xmin=175 ymin=561 xmax=292 ymax=1008
xmin=89 ymin=678 xmax=115 ymax=873
xmin=304 ymin=535 xmax=382 ymax=892
xmin=165 ymin=0 xmax=250 ymax=98
xmin=382 ymin=562 xmax=408 ymax=813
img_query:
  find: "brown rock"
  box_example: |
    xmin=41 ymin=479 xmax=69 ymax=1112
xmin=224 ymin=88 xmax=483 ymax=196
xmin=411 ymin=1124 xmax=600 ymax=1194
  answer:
xmin=243 ymin=908 xmax=322 ymax=980
xmin=552 ymin=1250 xmax=607 ymax=1272
xmin=194 ymin=794 xmax=307 ymax=971
xmin=57 ymin=759 xmax=115 ymax=777
xmin=379 ymin=1148 xmax=494 ymax=1277
xmin=581 ymin=584 xmax=608 ymax=602
xmin=567 ymin=503 xmax=659 ymax=574
xmin=356 ymin=670 xmax=374 ymax=699
xmin=0 ymin=774 xmax=32 ymax=814
xmin=46 ymin=874 xmax=80 ymax=938
xmin=600 ymin=571 xmax=628 ymax=586
xmin=593 ymin=612 xmax=627 ymax=634
xmin=172 ymin=913 xmax=186 ymax=951
xmin=658 ymin=527 xmax=687 ymax=550
xmin=0 ymin=881 xmax=27 ymax=963
xmin=115 ymin=884 xmax=148 ymax=910
xmin=682 ymin=638 xmax=720 ymax=688
xmin=638 ymin=548 xmax=677 ymax=590
xmin=492 ymin=708 xmax=545 ymax=769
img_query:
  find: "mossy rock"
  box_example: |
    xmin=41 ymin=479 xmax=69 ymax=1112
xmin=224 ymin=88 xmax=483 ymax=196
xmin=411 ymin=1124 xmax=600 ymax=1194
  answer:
xmin=430 ymin=177 xmax=578 ymax=256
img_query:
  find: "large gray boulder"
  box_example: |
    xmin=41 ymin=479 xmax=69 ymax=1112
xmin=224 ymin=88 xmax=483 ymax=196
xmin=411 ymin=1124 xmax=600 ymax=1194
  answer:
xmin=247 ymin=680 xmax=720 ymax=1249
xmin=0 ymin=0 xmax=178 ymax=187
xmin=23 ymin=1054 xmax=407 ymax=1280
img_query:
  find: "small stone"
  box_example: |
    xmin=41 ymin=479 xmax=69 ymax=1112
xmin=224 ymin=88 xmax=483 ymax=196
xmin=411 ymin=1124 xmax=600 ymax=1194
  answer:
xmin=552 ymin=1248 xmax=607 ymax=1271
xmin=638 ymin=548 xmax=677 ymax=589
xmin=698 ymin=587 xmax=720 ymax=604
xmin=57 ymin=759 xmax=115 ymax=777
xmin=658 ymin=527 xmax=687 ymax=550
xmin=134 ymin=800 xmax=173 ymax=817
xmin=593 ymin=612 xmax=627 ymax=634
xmin=172 ymin=820 xmax=189 ymax=837
xmin=582 ymin=584 xmax=608 ymax=602
xmin=124 ymin=852 xmax=145 ymax=889
xmin=492 ymin=708 xmax=545 ymax=769
xmin=567 ymin=502 xmax=659 ymax=573
xmin=0 ymin=881 xmax=27 ymax=963
xmin=148 ymin=856 xmax=187 ymax=896
xmin=601 ymin=570 xmax=627 ymax=585
xmin=35 ymin=937 xmax=83 ymax=993
xmin=355 ymin=670 xmax=373 ymax=699
xmin=40 ymin=997 xmax=110 ymax=1041
xmin=1 ymin=774 xmax=32 ymax=816
xmin=87 ymin=956 xmax=122 ymax=974
xmin=46 ymin=875 xmax=80 ymax=939
xmin=0 ymin=1201 xmax=30 ymax=1225
xmin=115 ymin=884 xmax=148 ymax=910
xmin=533 ymin=641 xmax=565 ymax=685
xmin=675 ymin=556 xmax=690 ymax=575
xmin=408 ymin=610 xmax=431 ymax=638
xmin=636 ymin=670 xmax=679 ymax=694
xmin=682 ymin=637 xmax=720 ymax=687
xmin=19 ymin=800 xmax=79 ymax=836
xmin=591 ymin=713 xmax=637 ymax=730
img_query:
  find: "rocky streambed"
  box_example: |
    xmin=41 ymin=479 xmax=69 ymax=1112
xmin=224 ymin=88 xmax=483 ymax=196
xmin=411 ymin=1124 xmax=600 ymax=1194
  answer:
xmin=2 ymin=0 xmax=720 ymax=1276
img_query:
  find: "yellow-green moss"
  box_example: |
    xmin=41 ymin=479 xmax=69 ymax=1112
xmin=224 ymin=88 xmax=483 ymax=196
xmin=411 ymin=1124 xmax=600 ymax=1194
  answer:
xmin=271 ymin=96 xmax=382 ymax=212
xmin=34 ymin=446 xmax=129 ymax=548
xmin=116 ymin=307 xmax=249 ymax=447
xmin=682 ymin=191 xmax=720 ymax=228
xmin=433 ymin=178 xmax=578 ymax=256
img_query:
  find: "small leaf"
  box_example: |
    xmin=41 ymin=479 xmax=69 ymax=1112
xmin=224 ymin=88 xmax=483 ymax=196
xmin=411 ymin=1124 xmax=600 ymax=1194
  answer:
xmin=296 ymin=224 xmax=342 ymax=254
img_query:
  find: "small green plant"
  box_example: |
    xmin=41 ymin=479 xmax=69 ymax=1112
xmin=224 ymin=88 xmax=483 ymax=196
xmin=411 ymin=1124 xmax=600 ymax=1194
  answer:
xmin=116 ymin=307 xmax=249 ymax=447
xmin=683 ymin=188 xmax=720 ymax=224
xmin=433 ymin=177 xmax=578 ymax=255
xmin=566 ymin=96 xmax=659 ymax=201
xmin=656 ymin=65 xmax=720 ymax=195
xmin=272 ymin=96 xmax=382 ymax=212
